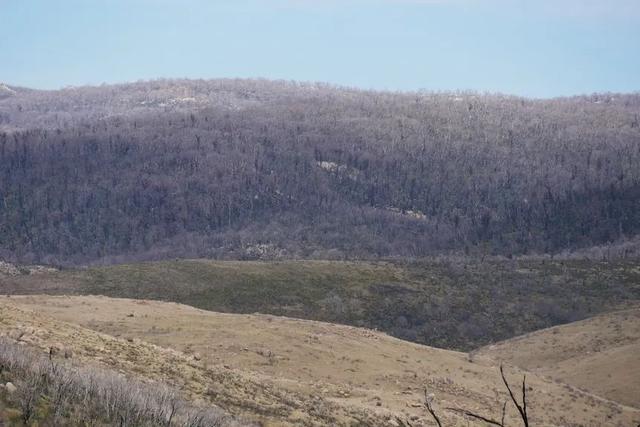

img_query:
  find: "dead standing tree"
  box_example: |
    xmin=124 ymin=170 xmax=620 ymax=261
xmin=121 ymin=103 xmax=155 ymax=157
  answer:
xmin=401 ymin=365 xmax=530 ymax=427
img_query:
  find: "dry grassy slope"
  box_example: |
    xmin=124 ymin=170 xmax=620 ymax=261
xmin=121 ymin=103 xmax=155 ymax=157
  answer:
xmin=476 ymin=306 xmax=640 ymax=409
xmin=0 ymin=298 xmax=386 ymax=427
xmin=2 ymin=296 xmax=639 ymax=427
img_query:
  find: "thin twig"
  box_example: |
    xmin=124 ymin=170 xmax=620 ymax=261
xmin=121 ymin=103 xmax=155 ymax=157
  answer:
xmin=522 ymin=374 xmax=528 ymax=424
xmin=424 ymin=389 xmax=443 ymax=427
xmin=426 ymin=402 xmax=443 ymax=427
xmin=445 ymin=407 xmax=504 ymax=426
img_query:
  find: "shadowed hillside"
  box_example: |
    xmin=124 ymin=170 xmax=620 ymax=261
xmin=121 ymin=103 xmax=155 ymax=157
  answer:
xmin=3 ymin=259 xmax=639 ymax=351
xmin=1 ymin=80 xmax=640 ymax=264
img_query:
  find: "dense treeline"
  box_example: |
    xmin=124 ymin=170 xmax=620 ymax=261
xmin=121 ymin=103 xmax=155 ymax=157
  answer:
xmin=1 ymin=79 xmax=639 ymax=264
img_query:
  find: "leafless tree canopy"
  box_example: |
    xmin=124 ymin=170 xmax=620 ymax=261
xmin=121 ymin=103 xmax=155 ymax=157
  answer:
xmin=1 ymin=79 xmax=639 ymax=265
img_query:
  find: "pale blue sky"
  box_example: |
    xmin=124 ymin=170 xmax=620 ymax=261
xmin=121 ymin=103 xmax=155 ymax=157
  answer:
xmin=1 ymin=0 xmax=639 ymax=97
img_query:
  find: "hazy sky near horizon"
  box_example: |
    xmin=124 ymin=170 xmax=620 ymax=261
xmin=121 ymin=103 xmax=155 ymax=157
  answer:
xmin=1 ymin=0 xmax=639 ymax=97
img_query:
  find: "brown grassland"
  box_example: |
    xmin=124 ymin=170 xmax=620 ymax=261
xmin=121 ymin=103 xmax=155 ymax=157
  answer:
xmin=477 ymin=306 xmax=640 ymax=409
xmin=1 ymin=295 xmax=639 ymax=426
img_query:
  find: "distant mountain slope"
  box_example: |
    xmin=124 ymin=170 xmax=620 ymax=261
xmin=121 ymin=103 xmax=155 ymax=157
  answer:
xmin=476 ymin=306 xmax=640 ymax=408
xmin=0 ymin=84 xmax=16 ymax=100
xmin=3 ymin=295 xmax=639 ymax=426
xmin=1 ymin=79 xmax=640 ymax=264
xmin=3 ymin=259 xmax=640 ymax=351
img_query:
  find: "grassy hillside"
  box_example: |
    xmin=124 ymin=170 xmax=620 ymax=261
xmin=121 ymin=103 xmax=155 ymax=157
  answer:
xmin=3 ymin=295 xmax=639 ymax=427
xmin=476 ymin=306 xmax=640 ymax=408
xmin=4 ymin=259 xmax=640 ymax=350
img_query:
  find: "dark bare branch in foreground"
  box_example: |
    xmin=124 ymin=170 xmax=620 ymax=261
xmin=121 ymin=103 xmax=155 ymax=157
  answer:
xmin=444 ymin=407 xmax=504 ymax=426
xmin=423 ymin=389 xmax=443 ymax=427
xmin=500 ymin=365 xmax=529 ymax=427
xmin=404 ymin=365 xmax=531 ymax=426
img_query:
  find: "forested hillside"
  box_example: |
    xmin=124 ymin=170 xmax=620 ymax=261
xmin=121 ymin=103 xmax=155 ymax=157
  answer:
xmin=1 ymin=79 xmax=639 ymax=264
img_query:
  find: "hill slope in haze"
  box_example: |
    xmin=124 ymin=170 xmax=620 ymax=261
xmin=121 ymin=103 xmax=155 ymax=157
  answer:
xmin=1 ymin=79 xmax=640 ymax=264
xmin=3 ymin=295 xmax=639 ymax=427
xmin=476 ymin=306 xmax=640 ymax=408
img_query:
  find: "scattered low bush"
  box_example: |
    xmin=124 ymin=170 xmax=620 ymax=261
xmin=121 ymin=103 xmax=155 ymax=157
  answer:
xmin=0 ymin=337 xmax=240 ymax=426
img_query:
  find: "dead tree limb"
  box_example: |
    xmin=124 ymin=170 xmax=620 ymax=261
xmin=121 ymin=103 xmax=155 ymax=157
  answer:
xmin=500 ymin=364 xmax=529 ymax=427
xmin=424 ymin=389 xmax=443 ymax=427
xmin=445 ymin=407 xmax=504 ymax=426
xmin=425 ymin=401 xmax=443 ymax=427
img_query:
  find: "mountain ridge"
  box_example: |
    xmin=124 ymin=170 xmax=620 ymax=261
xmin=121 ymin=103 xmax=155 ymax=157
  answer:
xmin=1 ymin=78 xmax=639 ymax=264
